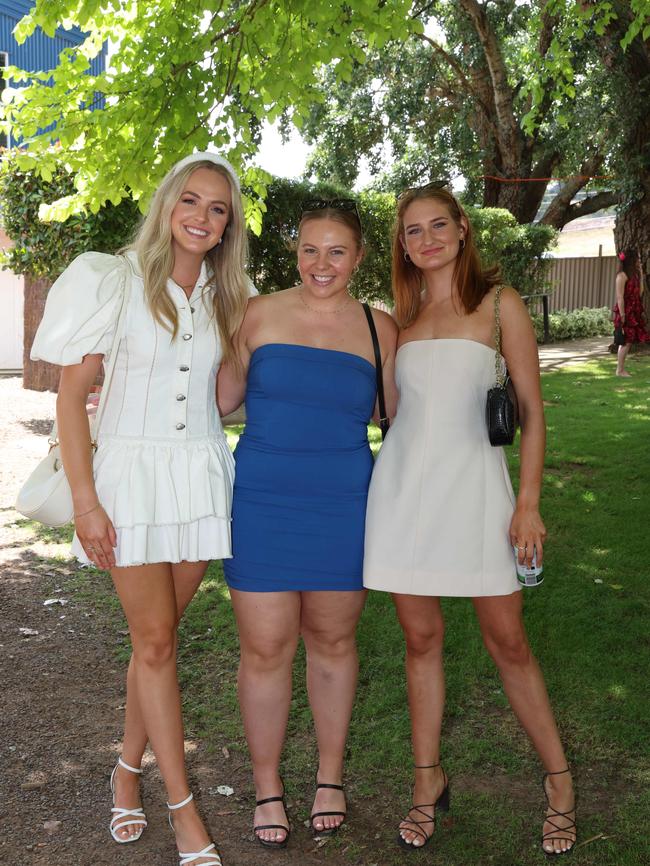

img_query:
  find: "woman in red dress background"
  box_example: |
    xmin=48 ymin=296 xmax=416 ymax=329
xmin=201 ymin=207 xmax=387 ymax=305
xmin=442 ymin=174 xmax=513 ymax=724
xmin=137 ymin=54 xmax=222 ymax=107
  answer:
xmin=613 ymin=248 xmax=649 ymax=376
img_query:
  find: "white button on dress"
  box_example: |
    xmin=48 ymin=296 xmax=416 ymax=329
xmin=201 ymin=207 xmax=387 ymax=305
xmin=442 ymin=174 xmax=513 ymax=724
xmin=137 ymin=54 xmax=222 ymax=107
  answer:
xmin=31 ymin=250 xmax=252 ymax=568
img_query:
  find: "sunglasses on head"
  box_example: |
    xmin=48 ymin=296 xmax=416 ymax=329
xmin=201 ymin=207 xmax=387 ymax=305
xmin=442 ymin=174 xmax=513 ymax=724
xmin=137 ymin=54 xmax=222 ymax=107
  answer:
xmin=301 ymin=198 xmax=362 ymax=223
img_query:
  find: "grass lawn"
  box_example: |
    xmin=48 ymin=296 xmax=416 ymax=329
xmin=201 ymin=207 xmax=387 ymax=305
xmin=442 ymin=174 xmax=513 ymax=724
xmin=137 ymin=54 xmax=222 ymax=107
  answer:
xmin=31 ymin=354 xmax=650 ymax=865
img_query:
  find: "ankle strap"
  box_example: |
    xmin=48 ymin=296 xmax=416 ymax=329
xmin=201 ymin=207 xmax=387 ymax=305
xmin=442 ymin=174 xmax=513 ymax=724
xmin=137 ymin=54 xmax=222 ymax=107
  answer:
xmin=256 ymin=794 xmax=283 ymax=806
xmin=168 ymin=792 xmax=194 ymax=810
xmin=544 ymin=768 xmax=570 ymax=777
xmin=118 ymin=757 xmax=143 ymax=775
xmin=415 ymin=762 xmax=441 ymax=769
xmin=316 ymin=782 xmax=344 ymax=791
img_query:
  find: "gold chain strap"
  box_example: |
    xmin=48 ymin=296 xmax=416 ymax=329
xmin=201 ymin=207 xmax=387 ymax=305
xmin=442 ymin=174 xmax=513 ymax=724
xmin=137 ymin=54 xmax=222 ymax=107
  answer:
xmin=493 ymin=285 xmax=505 ymax=387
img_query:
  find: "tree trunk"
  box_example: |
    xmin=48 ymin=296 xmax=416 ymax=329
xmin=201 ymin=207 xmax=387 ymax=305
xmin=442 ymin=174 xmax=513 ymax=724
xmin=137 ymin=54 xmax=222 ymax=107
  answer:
xmin=23 ymin=274 xmax=60 ymax=393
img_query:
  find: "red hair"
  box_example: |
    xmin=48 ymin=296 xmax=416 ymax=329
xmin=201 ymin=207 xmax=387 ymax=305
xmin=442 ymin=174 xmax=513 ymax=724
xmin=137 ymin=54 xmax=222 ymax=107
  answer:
xmin=392 ymin=187 xmax=500 ymax=328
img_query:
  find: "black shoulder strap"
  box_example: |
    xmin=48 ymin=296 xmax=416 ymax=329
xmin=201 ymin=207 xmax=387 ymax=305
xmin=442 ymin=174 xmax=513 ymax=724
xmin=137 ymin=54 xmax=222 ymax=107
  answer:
xmin=362 ymin=302 xmax=389 ymax=440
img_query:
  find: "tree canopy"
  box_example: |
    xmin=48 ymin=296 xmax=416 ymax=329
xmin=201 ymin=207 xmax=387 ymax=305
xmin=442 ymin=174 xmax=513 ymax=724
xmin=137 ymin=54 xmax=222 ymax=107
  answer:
xmin=302 ymin=0 xmax=629 ymax=228
xmin=0 ymin=0 xmax=416 ymax=227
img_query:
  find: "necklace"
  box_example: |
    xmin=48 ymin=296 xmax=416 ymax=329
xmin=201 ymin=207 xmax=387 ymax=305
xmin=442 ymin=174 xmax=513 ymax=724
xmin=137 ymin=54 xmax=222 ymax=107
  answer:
xmin=299 ymin=288 xmax=353 ymax=315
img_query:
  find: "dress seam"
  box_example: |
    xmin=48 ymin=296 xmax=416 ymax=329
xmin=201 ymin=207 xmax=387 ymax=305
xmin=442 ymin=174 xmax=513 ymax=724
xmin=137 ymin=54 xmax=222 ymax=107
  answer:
xmin=141 ymin=316 xmax=158 ymax=437
xmin=409 ymin=343 xmax=434 ymax=592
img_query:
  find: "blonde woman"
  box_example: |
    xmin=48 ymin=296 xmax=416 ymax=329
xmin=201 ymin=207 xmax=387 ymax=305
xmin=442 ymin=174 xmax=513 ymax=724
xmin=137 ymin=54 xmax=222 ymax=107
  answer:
xmin=31 ymin=153 xmax=253 ymax=866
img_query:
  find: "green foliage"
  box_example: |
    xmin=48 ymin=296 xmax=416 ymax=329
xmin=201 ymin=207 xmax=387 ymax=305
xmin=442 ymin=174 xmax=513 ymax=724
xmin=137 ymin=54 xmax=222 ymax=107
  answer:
xmin=301 ymin=3 xmax=616 ymax=226
xmin=524 ymin=0 xmax=650 ymax=130
xmin=0 ymin=0 xmax=416 ymax=224
xmin=0 ymin=165 xmax=140 ymax=279
xmin=530 ymin=306 xmax=614 ymax=343
xmin=467 ymin=206 xmax=558 ymax=297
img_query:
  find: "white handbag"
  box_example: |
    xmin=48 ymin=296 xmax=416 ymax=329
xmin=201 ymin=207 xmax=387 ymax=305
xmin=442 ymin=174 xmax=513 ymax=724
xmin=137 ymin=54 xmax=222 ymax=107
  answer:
xmin=15 ymin=257 xmax=132 ymax=527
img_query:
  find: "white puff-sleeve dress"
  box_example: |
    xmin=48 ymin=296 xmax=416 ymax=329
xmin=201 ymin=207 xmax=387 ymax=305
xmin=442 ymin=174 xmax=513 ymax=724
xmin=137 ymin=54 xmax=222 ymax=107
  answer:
xmin=31 ymin=250 xmax=244 ymax=568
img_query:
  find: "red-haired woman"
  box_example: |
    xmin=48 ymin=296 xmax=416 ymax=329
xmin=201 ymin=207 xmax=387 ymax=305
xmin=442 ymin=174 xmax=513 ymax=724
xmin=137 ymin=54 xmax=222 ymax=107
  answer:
xmin=613 ymin=248 xmax=648 ymax=376
xmin=363 ymin=185 xmax=576 ymax=857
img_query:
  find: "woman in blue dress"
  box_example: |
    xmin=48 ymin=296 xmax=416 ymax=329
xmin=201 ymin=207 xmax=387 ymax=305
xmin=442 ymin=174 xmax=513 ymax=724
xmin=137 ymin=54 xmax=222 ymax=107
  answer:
xmin=218 ymin=201 xmax=397 ymax=848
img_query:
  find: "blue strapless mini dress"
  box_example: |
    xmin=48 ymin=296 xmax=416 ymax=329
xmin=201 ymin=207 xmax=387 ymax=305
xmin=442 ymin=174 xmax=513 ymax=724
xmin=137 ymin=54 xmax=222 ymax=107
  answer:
xmin=223 ymin=343 xmax=377 ymax=592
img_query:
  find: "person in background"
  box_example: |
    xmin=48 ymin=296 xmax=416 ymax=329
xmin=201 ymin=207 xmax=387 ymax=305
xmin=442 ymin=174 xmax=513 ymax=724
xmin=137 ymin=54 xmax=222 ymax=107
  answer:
xmin=363 ymin=184 xmax=576 ymax=857
xmin=217 ymin=199 xmax=397 ymax=849
xmin=613 ymin=248 xmax=648 ymax=376
xmin=31 ymin=152 xmax=253 ymax=866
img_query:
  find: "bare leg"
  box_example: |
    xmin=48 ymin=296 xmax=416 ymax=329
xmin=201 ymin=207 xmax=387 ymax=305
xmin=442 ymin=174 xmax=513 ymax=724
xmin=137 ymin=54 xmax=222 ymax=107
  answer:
xmin=111 ymin=561 xmax=208 ymax=841
xmin=301 ymin=590 xmax=367 ymax=833
xmin=230 ymin=588 xmax=301 ymax=845
xmin=616 ymin=343 xmax=631 ymax=376
xmin=392 ymin=594 xmax=447 ymax=847
xmin=112 ymin=563 xmax=215 ymax=862
xmin=474 ymin=592 xmax=576 ymax=855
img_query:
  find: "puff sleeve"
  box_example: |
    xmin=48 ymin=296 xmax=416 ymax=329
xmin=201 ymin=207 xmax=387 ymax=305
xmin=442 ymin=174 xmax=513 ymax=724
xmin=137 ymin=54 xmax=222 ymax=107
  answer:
xmin=30 ymin=252 xmax=126 ymax=366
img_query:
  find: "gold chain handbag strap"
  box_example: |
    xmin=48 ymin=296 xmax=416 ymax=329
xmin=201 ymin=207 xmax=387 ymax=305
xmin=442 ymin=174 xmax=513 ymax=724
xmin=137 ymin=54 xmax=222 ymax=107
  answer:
xmin=493 ymin=285 xmax=506 ymax=387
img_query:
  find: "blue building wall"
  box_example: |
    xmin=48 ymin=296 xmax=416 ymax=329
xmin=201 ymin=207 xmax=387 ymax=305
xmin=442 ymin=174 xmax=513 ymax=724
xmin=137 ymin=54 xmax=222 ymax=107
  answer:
xmin=0 ymin=1 xmax=104 ymax=74
xmin=1 ymin=0 xmax=106 ymax=145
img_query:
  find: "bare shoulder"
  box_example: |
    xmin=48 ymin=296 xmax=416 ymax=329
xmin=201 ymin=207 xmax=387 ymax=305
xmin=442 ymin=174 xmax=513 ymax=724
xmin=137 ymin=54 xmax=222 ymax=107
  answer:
xmin=499 ymin=285 xmax=529 ymax=322
xmin=368 ymin=306 xmax=399 ymax=339
xmin=244 ymin=289 xmax=288 ymax=319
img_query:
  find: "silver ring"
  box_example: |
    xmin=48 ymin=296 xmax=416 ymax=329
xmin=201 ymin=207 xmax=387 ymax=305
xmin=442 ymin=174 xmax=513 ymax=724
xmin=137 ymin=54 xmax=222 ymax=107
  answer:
xmin=87 ymin=546 xmax=96 ymax=552
xmin=517 ymin=545 xmax=526 ymax=550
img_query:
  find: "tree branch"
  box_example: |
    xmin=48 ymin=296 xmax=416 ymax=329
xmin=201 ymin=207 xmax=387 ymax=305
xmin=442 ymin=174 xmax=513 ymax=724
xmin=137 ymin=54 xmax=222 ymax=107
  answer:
xmin=541 ymin=189 xmax=617 ymax=228
xmin=458 ymin=0 xmax=520 ymax=156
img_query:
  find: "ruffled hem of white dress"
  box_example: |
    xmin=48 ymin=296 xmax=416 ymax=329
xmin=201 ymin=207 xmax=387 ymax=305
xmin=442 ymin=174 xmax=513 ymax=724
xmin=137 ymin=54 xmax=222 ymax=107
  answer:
xmin=93 ymin=434 xmax=234 ymax=527
xmin=72 ymin=514 xmax=232 ymax=567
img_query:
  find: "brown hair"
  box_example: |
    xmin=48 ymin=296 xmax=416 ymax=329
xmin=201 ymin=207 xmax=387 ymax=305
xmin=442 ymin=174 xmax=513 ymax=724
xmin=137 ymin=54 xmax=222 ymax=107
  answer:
xmin=298 ymin=207 xmax=364 ymax=250
xmin=392 ymin=187 xmax=500 ymax=328
xmin=617 ymin=248 xmax=639 ymax=281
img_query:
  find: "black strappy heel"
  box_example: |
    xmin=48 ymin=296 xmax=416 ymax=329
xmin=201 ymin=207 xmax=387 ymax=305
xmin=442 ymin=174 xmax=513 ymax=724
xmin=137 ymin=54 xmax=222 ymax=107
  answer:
xmin=541 ymin=769 xmax=576 ymax=857
xmin=253 ymin=784 xmax=290 ymax=850
xmin=397 ymin=762 xmax=450 ymax=851
xmin=310 ymin=781 xmax=346 ymax=837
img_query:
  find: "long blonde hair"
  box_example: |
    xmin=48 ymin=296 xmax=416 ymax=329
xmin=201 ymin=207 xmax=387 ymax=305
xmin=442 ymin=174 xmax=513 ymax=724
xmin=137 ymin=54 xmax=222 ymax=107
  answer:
xmin=130 ymin=160 xmax=250 ymax=365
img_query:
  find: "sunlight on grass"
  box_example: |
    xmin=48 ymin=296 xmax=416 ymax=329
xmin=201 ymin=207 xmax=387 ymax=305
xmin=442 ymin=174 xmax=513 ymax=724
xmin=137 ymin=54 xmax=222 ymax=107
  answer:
xmin=607 ymin=684 xmax=627 ymax=699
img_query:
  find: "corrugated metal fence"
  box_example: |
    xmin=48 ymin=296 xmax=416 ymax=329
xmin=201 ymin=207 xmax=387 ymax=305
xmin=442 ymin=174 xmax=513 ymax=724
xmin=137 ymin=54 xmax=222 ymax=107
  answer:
xmin=546 ymin=255 xmax=617 ymax=312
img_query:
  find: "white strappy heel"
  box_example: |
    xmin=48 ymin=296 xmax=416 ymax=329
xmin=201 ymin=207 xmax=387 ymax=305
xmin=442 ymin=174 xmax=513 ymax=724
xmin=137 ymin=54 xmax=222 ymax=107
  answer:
xmin=109 ymin=757 xmax=148 ymax=843
xmin=167 ymin=792 xmax=222 ymax=865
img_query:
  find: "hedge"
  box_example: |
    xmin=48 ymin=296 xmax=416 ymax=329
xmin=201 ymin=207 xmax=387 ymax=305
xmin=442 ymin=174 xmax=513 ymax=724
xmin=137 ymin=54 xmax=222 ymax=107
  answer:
xmin=1 ymin=168 xmax=556 ymax=305
xmin=0 ymin=166 xmax=140 ymax=279
xmin=530 ymin=306 xmax=614 ymax=343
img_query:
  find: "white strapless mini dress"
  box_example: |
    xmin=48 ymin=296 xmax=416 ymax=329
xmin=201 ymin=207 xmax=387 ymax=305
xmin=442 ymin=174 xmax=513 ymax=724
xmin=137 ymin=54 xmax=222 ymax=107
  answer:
xmin=363 ymin=339 xmax=520 ymax=597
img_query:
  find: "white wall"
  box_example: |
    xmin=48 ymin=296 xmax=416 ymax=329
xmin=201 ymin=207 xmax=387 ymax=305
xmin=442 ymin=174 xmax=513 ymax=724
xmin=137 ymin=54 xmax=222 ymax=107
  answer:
xmin=0 ymin=269 xmax=24 ymax=370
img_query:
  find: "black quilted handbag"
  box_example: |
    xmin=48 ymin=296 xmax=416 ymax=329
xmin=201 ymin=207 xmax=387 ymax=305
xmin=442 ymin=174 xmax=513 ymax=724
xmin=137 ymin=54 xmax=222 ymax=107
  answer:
xmin=486 ymin=286 xmax=519 ymax=446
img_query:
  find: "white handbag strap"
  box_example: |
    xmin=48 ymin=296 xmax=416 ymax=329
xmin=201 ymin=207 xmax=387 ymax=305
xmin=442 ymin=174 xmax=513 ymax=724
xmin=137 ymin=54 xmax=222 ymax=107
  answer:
xmin=49 ymin=254 xmax=133 ymax=446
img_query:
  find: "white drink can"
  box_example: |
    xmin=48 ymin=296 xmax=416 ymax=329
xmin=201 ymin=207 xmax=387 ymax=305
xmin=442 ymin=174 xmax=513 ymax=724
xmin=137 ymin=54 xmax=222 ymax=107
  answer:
xmin=514 ymin=546 xmax=544 ymax=587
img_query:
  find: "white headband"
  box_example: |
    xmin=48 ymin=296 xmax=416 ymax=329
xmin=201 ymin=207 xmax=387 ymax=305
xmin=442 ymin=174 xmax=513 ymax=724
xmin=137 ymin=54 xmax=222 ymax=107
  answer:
xmin=171 ymin=152 xmax=240 ymax=192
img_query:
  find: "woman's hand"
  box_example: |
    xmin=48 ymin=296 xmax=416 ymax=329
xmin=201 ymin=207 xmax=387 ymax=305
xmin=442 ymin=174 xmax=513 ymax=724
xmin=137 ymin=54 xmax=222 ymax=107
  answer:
xmin=75 ymin=504 xmax=118 ymax=570
xmin=509 ymin=506 xmax=547 ymax=568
